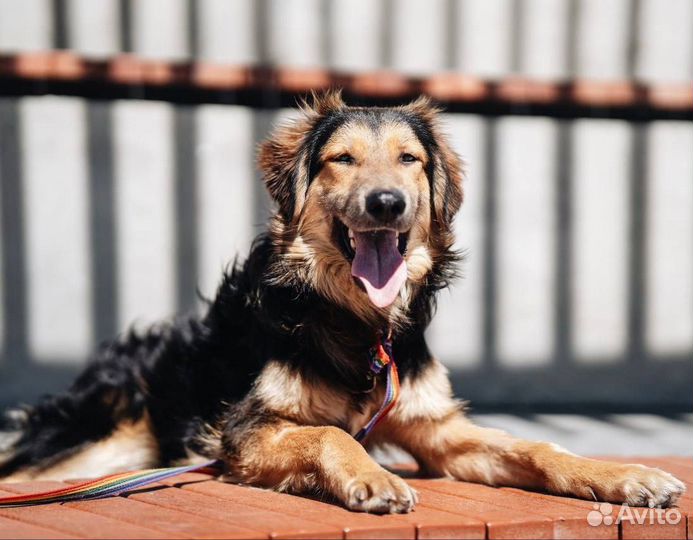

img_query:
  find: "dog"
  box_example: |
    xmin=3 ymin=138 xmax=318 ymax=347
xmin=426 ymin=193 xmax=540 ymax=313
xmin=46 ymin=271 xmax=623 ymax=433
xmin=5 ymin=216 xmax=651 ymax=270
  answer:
xmin=0 ymin=92 xmax=685 ymax=513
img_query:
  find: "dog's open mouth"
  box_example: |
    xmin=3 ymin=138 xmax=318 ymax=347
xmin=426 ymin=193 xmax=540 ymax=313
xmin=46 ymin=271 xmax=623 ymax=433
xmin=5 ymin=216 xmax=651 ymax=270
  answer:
xmin=335 ymin=220 xmax=409 ymax=308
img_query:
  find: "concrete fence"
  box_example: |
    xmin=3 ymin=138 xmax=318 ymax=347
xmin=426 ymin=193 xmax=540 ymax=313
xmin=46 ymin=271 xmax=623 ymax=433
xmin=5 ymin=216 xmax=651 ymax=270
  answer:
xmin=0 ymin=0 xmax=691 ymax=410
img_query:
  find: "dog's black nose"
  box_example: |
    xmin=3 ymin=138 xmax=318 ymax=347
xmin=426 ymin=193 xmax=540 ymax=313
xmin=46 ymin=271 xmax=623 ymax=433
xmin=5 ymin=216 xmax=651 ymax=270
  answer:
xmin=365 ymin=190 xmax=406 ymax=222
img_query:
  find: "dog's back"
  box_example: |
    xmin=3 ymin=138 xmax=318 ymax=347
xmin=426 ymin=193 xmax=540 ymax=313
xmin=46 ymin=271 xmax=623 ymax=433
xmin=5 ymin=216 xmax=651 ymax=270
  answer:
xmin=0 ymin=238 xmax=275 ymax=481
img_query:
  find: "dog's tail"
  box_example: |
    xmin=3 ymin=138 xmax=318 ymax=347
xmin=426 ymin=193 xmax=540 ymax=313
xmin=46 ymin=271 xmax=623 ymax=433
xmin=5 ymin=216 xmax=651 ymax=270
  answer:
xmin=0 ymin=401 xmax=109 ymax=481
xmin=0 ymin=408 xmax=29 ymax=469
xmin=0 ymin=360 xmax=146 ymax=481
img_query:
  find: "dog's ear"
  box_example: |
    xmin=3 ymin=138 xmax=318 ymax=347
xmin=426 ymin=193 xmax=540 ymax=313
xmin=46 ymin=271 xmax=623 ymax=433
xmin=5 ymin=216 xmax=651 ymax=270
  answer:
xmin=258 ymin=90 xmax=346 ymax=221
xmin=403 ymin=97 xmax=464 ymax=228
xmin=431 ymin=131 xmax=464 ymax=228
xmin=257 ymin=116 xmax=307 ymax=222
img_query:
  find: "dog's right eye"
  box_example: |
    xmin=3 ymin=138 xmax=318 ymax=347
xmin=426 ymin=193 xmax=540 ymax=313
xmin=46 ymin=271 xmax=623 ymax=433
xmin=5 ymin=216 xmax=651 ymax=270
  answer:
xmin=331 ymin=154 xmax=355 ymax=165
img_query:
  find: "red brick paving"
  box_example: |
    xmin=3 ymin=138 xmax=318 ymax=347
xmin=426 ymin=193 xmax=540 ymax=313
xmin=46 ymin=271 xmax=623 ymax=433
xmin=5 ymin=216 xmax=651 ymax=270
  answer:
xmin=0 ymin=457 xmax=690 ymax=539
xmin=0 ymin=514 xmax=78 ymax=539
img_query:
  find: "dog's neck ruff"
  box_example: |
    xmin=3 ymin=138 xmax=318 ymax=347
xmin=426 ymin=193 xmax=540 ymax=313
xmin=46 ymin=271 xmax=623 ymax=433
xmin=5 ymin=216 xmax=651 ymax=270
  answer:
xmin=0 ymin=332 xmax=401 ymax=507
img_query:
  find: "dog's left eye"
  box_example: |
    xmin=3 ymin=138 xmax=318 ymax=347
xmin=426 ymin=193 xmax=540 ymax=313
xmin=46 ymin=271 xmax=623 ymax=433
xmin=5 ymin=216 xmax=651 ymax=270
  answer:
xmin=400 ymin=153 xmax=417 ymax=164
xmin=332 ymin=154 xmax=355 ymax=165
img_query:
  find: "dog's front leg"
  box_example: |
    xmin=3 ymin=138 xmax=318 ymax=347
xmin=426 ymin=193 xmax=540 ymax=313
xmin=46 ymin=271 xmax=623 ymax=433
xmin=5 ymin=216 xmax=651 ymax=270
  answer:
xmin=222 ymin=419 xmax=417 ymax=513
xmin=384 ymin=412 xmax=685 ymax=507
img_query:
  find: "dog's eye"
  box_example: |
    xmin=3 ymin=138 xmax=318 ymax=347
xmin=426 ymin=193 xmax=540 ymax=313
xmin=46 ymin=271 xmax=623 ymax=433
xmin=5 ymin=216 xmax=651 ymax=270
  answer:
xmin=400 ymin=153 xmax=417 ymax=164
xmin=332 ymin=154 xmax=355 ymax=165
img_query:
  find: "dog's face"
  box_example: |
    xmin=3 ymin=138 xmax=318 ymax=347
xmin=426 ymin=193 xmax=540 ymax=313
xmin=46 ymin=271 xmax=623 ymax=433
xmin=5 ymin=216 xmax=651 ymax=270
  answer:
xmin=259 ymin=92 xmax=463 ymax=322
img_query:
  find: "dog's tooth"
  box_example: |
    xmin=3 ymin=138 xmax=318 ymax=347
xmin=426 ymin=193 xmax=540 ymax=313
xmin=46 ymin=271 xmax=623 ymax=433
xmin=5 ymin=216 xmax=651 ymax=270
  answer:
xmin=350 ymin=238 xmax=355 ymax=249
xmin=348 ymin=228 xmax=354 ymax=239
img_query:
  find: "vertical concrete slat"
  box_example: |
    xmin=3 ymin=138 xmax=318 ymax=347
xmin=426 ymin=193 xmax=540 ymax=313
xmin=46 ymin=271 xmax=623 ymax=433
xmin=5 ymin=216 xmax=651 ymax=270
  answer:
xmin=0 ymin=0 xmax=53 ymax=52
xmin=390 ymin=0 xmax=446 ymax=76
xmin=572 ymin=120 xmax=631 ymax=362
xmin=455 ymin=0 xmax=513 ymax=78
xmin=519 ymin=0 xmax=570 ymax=80
xmin=114 ymin=101 xmax=176 ymax=331
xmin=427 ymin=114 xmax=485 ymax=368
xmin=645 ymin=122 xmax=693 ymax=356
xmin=329 ymin=0 xmax=384 ymax=72
xmin=196 ymin=105 xmax=255 ymax=300
xmin=574 ymin=0 xmax=631 ymax=79
xmin=266 ymin=0 xmax=323 ymax=68
xmin=197 ymin=0 xmax=256 ymax=64
xmin=635 ymin=0 xmax=693 ymax=83
xmin=496 ymin=117 xmax=556 ymax=367
xmin=21 ymin=97 xmax=92 ymax=363
xmin=66 ymin=0 xmax=120 ymax=57
xmin=130 ymin=0 xmax=189 ymax=60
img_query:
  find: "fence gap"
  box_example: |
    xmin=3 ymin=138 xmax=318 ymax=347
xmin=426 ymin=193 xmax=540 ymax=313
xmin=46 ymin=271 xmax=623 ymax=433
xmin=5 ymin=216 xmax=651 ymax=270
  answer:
xmin=482 ymin=118 xmax=498 ymax=370
xmin=554 ymin=120 xmax=574 ymax=366
xmin=627 ymin=122 xmax=648 ymax=364
xmin=118 ymin=0 xmax=132 ymax=53
xmin=87 ymin=101 xmax=118 ymax=345
xmin=186 ymin=0 xmax=199 ymax=59
xmin=51 ymin=0 xmax=69 ymax=50
xmin=0 ymin=99 xmax=28 ymax=370
xmin=174 ymin=106 xmax=199 ymax=312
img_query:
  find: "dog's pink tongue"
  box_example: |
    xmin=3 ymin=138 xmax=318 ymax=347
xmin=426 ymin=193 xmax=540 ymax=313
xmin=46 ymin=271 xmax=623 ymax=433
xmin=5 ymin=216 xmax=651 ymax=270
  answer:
xmin=351 ymin=230 xmax=407 ymax=308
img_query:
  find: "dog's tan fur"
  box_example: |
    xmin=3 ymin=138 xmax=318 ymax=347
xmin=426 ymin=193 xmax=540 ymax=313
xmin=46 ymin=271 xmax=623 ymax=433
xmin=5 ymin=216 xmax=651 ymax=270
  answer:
xmin=262 ymin=96 xmax=459 ymax=331
xmin=228 ymin=92 xmax=685 ymax=512
xmin=232 ymin=351 xmax=683 ymax=510
xmin=2 ymin=93 xmax=683 ymax=514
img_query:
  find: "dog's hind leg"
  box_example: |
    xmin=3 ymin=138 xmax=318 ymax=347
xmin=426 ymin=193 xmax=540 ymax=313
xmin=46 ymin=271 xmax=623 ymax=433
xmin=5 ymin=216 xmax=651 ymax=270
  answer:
xmin=221 ymin=419 xmax=418 ymax=514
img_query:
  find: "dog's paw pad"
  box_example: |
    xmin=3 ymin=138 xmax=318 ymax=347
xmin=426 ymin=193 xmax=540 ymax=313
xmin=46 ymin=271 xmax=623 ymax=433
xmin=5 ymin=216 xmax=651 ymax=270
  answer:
xmin=345 ymin=470 xmax=417 ymax=514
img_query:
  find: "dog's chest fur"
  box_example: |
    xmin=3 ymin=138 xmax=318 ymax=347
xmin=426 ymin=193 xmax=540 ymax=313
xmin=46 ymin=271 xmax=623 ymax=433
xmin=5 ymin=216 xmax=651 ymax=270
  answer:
xmin=252 ymin=358 xmax=457 ymax=436
xmin=254 ymin=361 xmax=381 ymax=434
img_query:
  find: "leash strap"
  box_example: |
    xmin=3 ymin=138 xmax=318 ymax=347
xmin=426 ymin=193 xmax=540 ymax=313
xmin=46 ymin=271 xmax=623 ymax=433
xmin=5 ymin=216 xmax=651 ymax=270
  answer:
xmin=0 ymin=331 xmax=400 ymax=507
xmin=0 ymin=460 xmax=222 ymax=507
xmin=354 ymin=330 xmax=400 ymax=442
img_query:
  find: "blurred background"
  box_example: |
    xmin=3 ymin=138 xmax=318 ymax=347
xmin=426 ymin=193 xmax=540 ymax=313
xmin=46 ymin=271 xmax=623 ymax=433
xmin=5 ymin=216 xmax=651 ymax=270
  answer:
xmin=0 ymin=0 xmax=691 ymax=455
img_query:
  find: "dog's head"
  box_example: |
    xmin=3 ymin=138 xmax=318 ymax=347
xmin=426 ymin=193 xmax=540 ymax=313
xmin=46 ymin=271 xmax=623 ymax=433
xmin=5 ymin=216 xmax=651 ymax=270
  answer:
xmin=259 ymin=91 xmax=463 ymax=323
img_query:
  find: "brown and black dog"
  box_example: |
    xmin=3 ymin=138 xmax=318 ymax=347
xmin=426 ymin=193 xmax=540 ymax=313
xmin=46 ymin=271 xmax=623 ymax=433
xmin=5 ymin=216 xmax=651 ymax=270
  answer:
xmin=0 ymin=92 xmax=684 ymax=513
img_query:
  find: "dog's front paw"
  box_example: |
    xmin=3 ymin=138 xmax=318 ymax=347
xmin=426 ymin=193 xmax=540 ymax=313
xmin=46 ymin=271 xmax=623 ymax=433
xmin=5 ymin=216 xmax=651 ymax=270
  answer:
xmin=592 ymin=464 xmax=685 ymax=508
xmin=344 ymin=469 xmax=418 ymax=514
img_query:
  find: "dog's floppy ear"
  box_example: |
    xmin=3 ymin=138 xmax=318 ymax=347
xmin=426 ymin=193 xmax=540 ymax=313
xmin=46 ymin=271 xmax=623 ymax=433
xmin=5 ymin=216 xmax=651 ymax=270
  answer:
xmin=258 ymin=91 xmax=346 ymax=221
xmin=403 ymin=97 xmax=464 ymax=228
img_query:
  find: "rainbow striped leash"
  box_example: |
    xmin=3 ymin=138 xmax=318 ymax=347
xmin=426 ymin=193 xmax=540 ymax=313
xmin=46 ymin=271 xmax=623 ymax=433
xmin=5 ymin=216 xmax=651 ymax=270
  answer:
xmin=354 ymin=329 xmax=400 ymax=442
xmin=0 ymin=460 xmax=223 ymax=507
xmin=0 ymin=330 xmax=400 ymax=507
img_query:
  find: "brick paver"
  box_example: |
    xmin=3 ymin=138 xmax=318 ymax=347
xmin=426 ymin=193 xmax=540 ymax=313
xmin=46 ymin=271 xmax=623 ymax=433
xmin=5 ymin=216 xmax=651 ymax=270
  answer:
xmin=0 ymin=457 xmax=689 ymax=539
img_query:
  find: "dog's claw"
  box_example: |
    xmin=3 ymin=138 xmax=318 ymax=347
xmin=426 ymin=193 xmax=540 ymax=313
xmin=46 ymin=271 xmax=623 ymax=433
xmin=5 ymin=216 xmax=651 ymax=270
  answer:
xmin=589 ymin=464 xmax=686 ymax=508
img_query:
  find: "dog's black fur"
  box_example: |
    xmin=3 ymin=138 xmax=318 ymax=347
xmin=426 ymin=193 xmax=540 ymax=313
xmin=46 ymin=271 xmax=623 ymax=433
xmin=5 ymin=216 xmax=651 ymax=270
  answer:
xmin=2 ymin=94 xmax=687 ymax=515
xmin=0 ymin=98 xmax=459 ymax=478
